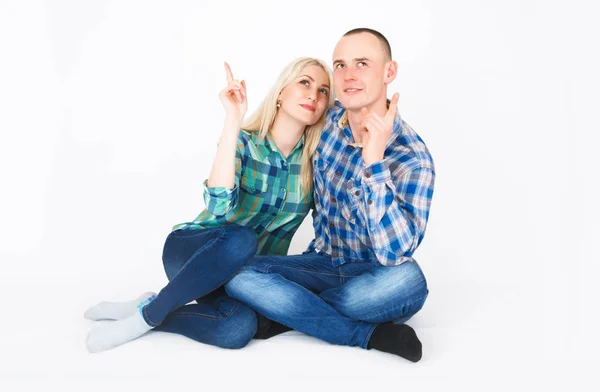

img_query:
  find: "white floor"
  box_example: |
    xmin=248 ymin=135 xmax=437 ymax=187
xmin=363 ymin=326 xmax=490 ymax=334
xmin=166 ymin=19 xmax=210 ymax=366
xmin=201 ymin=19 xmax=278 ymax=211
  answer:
xmin=2 ymin=241 xmax=598 ymax=391
xmin=2 ymin=1 xmax=599 ymax=390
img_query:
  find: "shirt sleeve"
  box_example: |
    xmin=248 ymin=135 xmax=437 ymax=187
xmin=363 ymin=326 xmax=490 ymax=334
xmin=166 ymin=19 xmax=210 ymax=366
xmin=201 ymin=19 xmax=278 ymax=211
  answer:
xmin=360 ymin=160 xmax=435 ymax=266
xmin=202 ymin=139 xmax=244 ymax=217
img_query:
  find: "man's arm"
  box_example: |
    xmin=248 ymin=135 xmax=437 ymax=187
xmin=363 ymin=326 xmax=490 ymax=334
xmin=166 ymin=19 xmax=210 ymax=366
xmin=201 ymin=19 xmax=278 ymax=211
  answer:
xmin=360 ymin=161 xmax=435 ymax=266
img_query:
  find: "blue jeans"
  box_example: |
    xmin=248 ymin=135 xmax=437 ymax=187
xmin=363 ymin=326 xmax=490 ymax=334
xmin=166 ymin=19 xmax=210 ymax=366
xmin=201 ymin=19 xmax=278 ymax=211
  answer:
xmin=143 ymin=225 xmax=259 ymax=349
xmin=224 ymin=251 xmax=428 ymax=349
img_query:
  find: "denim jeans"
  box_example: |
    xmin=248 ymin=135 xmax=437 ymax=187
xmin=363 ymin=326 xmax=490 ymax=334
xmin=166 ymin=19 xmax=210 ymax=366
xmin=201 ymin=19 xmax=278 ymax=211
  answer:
xmin=224 ymin=251 xmax=428 ymax=349
xmin=142 ymin=224 xmax=259 ymax=349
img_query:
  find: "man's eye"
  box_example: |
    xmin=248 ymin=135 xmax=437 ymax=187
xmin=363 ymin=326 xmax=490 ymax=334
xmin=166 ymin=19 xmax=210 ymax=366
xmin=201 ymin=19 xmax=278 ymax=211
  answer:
xmin=357 ymin=62 xmax=367 ymax=67
xmin=335 ymin=63 xmax=344 ymax=69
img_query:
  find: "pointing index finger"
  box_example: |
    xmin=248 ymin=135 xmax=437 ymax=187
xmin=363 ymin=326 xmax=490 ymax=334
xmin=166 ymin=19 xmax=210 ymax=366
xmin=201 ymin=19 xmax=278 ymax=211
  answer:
xmin=224 ymin=62 xmax=234 ymax=83
xmin=384 ymin=93 xmax=399 ymax=123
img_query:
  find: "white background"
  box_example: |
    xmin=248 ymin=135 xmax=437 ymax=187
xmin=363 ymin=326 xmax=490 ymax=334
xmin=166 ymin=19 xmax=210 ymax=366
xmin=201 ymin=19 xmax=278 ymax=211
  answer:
xmin=1 ymin=0 xmax=599 ymax=390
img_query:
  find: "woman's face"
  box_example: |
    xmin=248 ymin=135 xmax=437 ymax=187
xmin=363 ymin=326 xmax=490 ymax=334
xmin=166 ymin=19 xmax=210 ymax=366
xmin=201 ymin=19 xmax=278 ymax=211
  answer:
xmin=277 ymin=65 xmax=330 ymax=126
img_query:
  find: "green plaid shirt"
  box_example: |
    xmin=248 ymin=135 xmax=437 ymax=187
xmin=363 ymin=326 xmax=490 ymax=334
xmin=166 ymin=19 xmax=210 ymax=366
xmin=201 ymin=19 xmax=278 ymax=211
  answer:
xmin=172 ymin=130 xmax=312 ymax=255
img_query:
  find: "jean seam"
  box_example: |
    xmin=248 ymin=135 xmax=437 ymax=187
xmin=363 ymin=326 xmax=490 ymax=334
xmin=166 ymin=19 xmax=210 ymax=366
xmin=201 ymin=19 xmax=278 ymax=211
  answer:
xmin=169 ymin=227 xmax=224 ymax=239
xmin=149 ymin=227 xmax=248 ymax=326
xmin=362 ymin=323 xmax=378 ymax=349
xmin=358 ymin=293 xmax=428 ymax=323
xmin=173 ymin=301 xmax=239 ymax=321
xmin=263 ymin=265 xmax=340 ymax=277
xmin=142 ymin=305 xmax=159 ymax=328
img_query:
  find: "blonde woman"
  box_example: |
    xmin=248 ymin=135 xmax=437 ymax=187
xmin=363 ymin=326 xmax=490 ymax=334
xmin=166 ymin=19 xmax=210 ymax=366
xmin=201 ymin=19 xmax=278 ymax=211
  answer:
xmin=84 ymin=57 xmax=334 ymax=353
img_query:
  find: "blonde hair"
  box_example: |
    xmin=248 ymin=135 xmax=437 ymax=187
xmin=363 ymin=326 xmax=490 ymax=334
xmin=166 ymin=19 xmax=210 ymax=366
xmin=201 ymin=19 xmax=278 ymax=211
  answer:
xmin=242 ymin=57 xmax=335 ymax=198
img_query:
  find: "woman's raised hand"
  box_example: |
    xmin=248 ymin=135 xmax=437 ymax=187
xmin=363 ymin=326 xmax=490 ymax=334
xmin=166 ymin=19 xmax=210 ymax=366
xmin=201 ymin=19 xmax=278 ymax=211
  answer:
xmin=219 ymin=62 xmax=247 ymax=122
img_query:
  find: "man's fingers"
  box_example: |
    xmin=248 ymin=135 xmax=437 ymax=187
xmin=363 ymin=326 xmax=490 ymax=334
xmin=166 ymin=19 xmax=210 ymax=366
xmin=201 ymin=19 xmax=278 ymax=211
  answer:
xmin=224 ymin=62 xmax=234 ymax=82
xmin=385 ymin=93 xmax=399 ymax=123
xmin=240 ymin=80 xmax=246 ymax=97
xmin=364 ymin=118 xmax=384 ymax=133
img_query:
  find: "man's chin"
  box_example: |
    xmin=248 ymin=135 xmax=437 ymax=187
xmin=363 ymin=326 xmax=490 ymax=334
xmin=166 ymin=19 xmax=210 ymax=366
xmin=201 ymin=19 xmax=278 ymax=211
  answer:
xmin=338 ymin=98 xmax=365 ymax=111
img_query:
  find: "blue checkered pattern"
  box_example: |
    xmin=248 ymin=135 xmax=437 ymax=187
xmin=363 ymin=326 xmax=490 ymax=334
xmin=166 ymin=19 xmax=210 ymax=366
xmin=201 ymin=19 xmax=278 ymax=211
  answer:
xmin=307 ymin=101 xmax=436 ymax=267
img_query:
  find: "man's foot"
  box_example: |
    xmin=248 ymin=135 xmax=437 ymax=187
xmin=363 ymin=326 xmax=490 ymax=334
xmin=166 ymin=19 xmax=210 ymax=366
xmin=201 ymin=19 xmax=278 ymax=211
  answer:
xmin=254 ymin=314 xmax=292 ymax=340
xmin=367 ymin=323 xmax=423 ymax=362
xmin=84 ymin=292 xmax=157 ymax=321
xmin=85 ymin=296 xmax=156 ymax=353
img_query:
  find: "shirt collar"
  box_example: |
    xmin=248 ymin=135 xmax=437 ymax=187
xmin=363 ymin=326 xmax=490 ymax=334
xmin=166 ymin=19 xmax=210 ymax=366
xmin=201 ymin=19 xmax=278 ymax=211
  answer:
xmin=335 ymin=99 xmax=403 ymax=149
xmin=252 ymin=130 xmax=305 ymax=156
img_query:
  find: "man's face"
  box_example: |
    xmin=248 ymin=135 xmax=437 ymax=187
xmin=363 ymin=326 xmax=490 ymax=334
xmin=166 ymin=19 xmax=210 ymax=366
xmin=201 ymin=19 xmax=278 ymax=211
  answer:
xmin=332 ymin=33 xmax=389 ymax=111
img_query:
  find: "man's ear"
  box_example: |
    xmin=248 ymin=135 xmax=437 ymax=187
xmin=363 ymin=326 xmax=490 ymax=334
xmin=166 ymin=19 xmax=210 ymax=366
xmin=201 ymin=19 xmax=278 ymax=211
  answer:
xmin=384 ymin=60 xmax=398 ymax=85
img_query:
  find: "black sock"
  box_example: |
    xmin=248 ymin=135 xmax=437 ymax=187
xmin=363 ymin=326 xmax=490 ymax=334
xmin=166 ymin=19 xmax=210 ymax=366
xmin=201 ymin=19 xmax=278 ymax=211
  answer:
xmin=367 ymin=323 xmax=423 ymax=362
xmin=254 ymin=314 xmax=292 ymax=340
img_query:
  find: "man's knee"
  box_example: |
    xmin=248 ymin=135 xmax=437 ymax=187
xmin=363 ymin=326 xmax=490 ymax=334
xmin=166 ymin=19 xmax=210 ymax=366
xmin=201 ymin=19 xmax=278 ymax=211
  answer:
xmin=224 ymin=268 xmax=262 ymax=300
xmin=328 ymin=261 xmax=429 ymax=323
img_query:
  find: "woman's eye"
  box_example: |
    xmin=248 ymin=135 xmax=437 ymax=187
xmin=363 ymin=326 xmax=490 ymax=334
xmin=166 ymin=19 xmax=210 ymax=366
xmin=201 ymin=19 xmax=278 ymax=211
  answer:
xmin=320 ymin=88 xmax=329 ymax=95
xmin=300 ymin=79 xmax=310 ymax=86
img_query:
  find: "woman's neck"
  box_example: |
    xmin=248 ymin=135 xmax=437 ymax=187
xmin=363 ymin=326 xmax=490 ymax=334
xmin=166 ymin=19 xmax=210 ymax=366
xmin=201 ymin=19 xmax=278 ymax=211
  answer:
xmin=269 ymin=113 xmax=305 ymax=158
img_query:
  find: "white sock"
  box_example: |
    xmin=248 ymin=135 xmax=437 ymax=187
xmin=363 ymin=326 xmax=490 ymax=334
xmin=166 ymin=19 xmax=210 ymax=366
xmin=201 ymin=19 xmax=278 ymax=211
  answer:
xmin=84 ymin=292 xmax=157 ymax=321
xmin=86 ymin=297 xmax=156 ymax=353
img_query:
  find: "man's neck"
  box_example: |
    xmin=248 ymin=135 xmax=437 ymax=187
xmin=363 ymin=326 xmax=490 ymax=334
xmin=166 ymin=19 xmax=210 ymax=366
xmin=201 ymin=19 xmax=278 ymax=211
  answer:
xmin=346 ymin=97 xmax=389 ymax=144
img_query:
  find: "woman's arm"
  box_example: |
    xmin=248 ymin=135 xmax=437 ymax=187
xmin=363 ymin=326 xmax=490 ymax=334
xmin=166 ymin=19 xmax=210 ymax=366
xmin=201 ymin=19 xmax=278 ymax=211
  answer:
xmin=206 ymin=62 xmax=247 ymax=189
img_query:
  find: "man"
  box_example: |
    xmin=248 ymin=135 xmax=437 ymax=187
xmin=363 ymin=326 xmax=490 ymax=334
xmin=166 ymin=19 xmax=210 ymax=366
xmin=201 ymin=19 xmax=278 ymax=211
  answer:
xmin=225 ymin=28 xmax=435 ymax=362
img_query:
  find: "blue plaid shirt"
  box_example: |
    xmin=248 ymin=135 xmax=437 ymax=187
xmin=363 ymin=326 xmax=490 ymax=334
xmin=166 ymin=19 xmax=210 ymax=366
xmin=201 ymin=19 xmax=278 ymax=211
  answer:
xmin=307 ymin=101 xmax=435 ymax=267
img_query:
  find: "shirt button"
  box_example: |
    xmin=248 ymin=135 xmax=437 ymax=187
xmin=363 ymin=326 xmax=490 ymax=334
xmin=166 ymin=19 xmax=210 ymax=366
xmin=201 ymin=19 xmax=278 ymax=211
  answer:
xmin=355 ymin=191 xmax=360 ymax=196
xmin=365 ymin=173 xmax=371 ymax=178
xmin=335 ymin=171 xmax=341 ymax=176
xmin=329 ymin=222 xmax=335 ymax=228
xmin=330 ymin=197 xmax=336 ymax=203
xmin=367 ymin=200 xmax=373 ymax=205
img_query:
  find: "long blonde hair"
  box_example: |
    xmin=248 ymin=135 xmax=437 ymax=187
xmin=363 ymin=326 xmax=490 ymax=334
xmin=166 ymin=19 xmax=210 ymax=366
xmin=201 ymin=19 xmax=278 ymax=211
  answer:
xmin=242 ymin=57 xmax=335 ymax=198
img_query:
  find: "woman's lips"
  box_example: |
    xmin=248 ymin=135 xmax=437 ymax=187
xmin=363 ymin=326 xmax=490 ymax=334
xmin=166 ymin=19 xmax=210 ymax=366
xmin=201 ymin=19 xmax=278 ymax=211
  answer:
xmin=300 ymin=104 xmax=316 ymax=112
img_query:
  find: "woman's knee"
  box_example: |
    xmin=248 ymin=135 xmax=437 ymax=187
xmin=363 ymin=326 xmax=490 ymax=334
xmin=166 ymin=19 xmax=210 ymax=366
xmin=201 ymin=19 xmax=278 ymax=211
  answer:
xmin=214 ymin=301 xmax=257 ymax=349
xmin=220 ymin=225 xmax=258 ymax=266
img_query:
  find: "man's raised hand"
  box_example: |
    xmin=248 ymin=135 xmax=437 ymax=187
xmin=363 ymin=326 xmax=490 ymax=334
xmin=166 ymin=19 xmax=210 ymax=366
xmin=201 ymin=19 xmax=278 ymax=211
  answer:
xmin=360 ymin=93 xmax=399 ymax=165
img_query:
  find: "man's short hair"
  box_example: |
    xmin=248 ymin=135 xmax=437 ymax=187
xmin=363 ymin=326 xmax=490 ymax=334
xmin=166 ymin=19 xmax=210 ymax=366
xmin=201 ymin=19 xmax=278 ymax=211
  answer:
xmin=343 ymin=28 xmax=392 ymax=61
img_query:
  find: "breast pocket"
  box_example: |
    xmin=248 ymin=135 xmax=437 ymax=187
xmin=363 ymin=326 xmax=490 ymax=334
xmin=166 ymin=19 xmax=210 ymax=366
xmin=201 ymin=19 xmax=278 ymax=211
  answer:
xmin=340 ymin=179 xmax=367 ymax=227
xmin=312 ymin=153 xmax=332 ymax=191
xmin=237 ymin=174 xmax=270 ymax=216
xmin=240 ymin=175 xmax=269 ymax=195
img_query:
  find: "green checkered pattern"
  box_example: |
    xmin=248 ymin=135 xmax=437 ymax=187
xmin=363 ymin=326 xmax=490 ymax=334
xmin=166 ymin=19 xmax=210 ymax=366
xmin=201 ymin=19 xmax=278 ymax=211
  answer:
xmin=172 ymin=130 xmax=312 ymax=256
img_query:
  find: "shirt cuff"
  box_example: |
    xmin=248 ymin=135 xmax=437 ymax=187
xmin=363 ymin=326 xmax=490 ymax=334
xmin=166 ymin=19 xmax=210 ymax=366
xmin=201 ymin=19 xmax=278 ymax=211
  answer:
xmin=203 ymin=179 xmax=237 ymax=198
xmin=363 ymin=160 xmax=391 ymax=186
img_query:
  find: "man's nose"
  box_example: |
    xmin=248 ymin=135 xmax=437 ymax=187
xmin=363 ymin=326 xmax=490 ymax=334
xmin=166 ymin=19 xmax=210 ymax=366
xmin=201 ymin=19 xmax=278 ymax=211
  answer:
xmin=343 ymin=67 xmax=356 ymax=81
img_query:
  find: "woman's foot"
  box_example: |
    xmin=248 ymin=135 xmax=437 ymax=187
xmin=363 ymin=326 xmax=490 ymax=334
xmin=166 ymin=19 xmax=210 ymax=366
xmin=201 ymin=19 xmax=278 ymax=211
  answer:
xmin=86 ymin=296 xmax=156 ymax=353
xmin=84 ymin=292 xmax=157 ymax=321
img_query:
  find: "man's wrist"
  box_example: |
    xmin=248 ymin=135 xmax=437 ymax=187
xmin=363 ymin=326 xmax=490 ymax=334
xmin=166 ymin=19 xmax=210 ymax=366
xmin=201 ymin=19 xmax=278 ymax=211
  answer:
xmin=363 ymin=152 xmax=384 ymax=166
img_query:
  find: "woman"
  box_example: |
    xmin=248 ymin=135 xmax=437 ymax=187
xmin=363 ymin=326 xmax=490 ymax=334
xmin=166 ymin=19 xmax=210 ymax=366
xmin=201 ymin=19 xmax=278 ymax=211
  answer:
xmin=84 ymin=57 xmax=334 ymax=353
